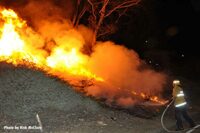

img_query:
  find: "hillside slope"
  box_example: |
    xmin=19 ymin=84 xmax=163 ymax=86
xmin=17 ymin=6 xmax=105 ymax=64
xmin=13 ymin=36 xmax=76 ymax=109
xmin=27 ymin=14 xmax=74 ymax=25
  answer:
xmin=0 ymin=63 xmax=199 ymax=133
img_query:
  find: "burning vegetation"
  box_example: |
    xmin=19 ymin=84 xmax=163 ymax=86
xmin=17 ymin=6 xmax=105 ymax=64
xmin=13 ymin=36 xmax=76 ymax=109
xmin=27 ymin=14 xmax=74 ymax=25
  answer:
xmin=0 ymin=1 xmax=167 ymax=108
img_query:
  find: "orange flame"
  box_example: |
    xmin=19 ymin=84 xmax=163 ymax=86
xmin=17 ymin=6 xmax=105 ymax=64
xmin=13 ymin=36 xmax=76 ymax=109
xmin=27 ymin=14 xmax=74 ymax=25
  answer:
xmin=0 ymin=8 xmax=166 ymax=106
xmin=0 ymin=9 xmax=25 ymax=57
xmin=131 ymin=91 xmax=167 ymax=105
xmin=0 ymin=8 xmax=103 ymax=81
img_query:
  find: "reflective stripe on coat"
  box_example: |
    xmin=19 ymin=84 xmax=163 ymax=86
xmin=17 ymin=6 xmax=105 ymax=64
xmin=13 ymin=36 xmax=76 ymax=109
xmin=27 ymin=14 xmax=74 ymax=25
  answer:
xmin=173 ymin=85 xmax=186 ymax=107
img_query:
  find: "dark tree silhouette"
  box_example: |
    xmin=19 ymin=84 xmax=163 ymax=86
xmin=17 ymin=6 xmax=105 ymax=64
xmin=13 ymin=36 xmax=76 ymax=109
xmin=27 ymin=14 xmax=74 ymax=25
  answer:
xmin=72 ymin=0 xmax=141 ymax=54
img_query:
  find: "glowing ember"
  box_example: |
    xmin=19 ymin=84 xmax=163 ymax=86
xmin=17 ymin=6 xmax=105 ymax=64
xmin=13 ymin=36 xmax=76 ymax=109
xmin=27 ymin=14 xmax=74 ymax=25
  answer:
xmin=150 ymin=96 xmax=168 ymax=105
xmin=131 ymin=91 xmax=167 ymax=105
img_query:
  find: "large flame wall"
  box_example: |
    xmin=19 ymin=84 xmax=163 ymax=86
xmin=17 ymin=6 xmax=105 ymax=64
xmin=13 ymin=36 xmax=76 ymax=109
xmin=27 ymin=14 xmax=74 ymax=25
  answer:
xmin=0 ymin=1 xmax=167 ymax=107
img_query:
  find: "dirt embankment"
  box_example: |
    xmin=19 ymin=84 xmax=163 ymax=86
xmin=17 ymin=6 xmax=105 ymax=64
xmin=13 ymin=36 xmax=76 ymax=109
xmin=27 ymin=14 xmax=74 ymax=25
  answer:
xmin=0 ymin=63 xmax=199 ymax=133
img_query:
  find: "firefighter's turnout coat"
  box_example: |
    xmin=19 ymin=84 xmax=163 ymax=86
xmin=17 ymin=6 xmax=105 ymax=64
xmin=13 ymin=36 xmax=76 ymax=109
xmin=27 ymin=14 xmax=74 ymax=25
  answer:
xmin=173 ymin=85 xmax=187 ymax=107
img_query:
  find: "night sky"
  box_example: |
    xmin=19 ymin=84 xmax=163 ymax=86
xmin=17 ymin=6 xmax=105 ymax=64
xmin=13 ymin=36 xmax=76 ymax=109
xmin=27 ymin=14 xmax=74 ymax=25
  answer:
xmin=111 ymin=0 xmax=200 ymax=80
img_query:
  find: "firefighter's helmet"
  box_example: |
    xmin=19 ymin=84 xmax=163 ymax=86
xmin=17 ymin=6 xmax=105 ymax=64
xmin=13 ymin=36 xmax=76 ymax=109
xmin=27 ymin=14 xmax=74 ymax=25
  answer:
xmin=173 ymin=80 xmax=181 ymax=86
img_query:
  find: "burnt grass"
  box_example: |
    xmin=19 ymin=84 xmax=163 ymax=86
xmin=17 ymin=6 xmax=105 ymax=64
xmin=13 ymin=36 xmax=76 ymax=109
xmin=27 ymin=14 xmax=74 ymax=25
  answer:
xmin=0 ymin=62 xmax=199 ymax=133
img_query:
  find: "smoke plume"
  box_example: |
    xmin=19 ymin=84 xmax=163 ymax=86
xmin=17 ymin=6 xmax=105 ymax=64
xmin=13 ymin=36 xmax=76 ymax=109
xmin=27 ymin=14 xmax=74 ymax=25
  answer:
xmin=0 ymin=0 xmax=167 ymax=107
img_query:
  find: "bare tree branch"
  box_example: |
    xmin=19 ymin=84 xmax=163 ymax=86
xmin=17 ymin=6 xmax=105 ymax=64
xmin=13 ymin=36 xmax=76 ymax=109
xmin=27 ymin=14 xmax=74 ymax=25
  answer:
xmin=115 ymin=8 xmax=128 ymax=23
xmin=100 ymin=0 xmax=109 ymax=14
xmin=75 ymin=6 xmax=87 ymax=26
xmin=87 ymin=0 xmax=97 ymax=21
xmin=105 ymin=0 xmax=141 ymax=18
xmin=97 ymin=24 xmax=117 ymax=38
xmin=72 ymin=1 xmax=79 ymax=26
xmin=72 ymin=0 xmax=141 ymax=54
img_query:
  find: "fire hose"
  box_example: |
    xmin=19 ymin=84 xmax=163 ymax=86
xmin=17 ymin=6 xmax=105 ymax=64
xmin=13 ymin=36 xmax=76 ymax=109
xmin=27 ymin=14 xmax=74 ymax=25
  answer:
xmin=161 ymin=98 xmax=199 ymax=133
xmin=161 ymin=98 xmax=177 ymax=132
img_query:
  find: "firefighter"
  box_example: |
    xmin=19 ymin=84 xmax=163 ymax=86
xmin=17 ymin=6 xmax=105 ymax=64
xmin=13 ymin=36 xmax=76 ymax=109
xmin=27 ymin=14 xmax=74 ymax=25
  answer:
xmin=172 ymin=80 xmax=196 ymax=131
